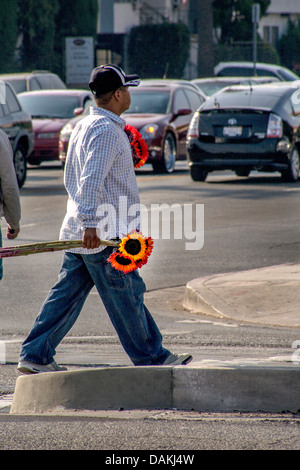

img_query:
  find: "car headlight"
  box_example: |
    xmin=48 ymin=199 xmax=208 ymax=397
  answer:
xmin=139 ymin=124 xmax=159 ymax=140
xmin=60 ymin=123 xmax=74 ymax=139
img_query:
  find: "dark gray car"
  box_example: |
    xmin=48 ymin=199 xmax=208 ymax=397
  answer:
xmin=0 ymin=82 xmax=34 ymax=187
xmin=187 ymin=82 xmax=300 ymax=182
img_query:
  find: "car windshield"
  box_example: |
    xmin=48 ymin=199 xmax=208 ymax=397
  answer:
xmin=18 ymin=94 xmax=82 ymax=119
xmin=124 ymin=90 xmax=171 ymax=114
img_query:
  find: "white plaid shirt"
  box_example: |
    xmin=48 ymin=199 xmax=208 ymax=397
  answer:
xmin=59 ymin=106 xmax=141 ymax=254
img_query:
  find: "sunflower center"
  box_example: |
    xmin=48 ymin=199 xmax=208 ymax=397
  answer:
xmin=124 ymin=239 xmax=142 ymax=256
xmin=115 ymin=254 xmax=132 ymax=266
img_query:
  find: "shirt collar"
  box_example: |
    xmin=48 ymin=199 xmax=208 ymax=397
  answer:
xmin=91 ymin=106 xmax=125 ymax=128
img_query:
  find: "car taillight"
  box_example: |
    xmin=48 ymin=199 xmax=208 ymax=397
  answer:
xmin=187 ymin=111 xmax=200 ymax=139
xmin=266 ymin=113 xmax=282 ymax=138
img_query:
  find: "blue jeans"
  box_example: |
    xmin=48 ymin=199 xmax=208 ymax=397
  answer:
xmin=19 ymin=247 xmax=170 ymax=366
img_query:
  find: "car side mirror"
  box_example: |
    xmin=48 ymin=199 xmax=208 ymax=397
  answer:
xmin=176 ymin=108 xmax=192 ymax=116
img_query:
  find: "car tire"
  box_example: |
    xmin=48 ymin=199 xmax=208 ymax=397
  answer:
xmin=14 ymin=144 xmax=27 ymax=188
xmin=281 ymin=147 xmax=300 ymax=182
xmin=190 ymin=166 xmax=208 ymax=182
xmin=153 ymin=132 xmax=176 ymax=173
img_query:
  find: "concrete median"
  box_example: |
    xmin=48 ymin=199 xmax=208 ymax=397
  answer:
xmin=10 ymin=361 xmax=300 ymax=414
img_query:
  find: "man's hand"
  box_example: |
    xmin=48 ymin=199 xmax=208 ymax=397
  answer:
xmin=82 ymin=227 xmax=100 ymax=249
xmin=6 ymin=226 xmax=20 ymax=240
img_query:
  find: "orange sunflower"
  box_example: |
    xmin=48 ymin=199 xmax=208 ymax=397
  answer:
xmin=119 ymin=231 xmax=153 ymax=261
xmin=108 ymin=231 xmax=154 ymax=273
xmin=108 ymin=251 xmax=137 ymax=274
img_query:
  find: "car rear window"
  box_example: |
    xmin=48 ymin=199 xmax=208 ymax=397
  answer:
xmin=35 ymin=75 xmax=66 ymax=90
xmin=202 ymin=87 xmax=285 ymax=111
xmin=217 ymin=67 xmax=254 ymax=77
xmin=6 ymin=79 xmax=27 ymax=94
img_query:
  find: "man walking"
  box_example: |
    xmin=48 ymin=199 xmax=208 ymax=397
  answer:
xmin=18 ymin=64 xmax=192 ymax=373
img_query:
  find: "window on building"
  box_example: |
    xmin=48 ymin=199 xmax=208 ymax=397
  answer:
xmin=263 ymin=25 xmax=279 ymax=48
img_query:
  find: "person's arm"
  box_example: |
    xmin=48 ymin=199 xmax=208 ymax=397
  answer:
xmin=0 ymin=132 xmax=21 ymax=239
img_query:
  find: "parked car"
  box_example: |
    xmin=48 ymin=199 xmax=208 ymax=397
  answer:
xmin=0 ymin=71 xmax=66 ymax=94
xmin=141 ymin=78 xmax=203 ymax=93
xmin=192 ymin=76 xmax=279 ymax=97
xmin=123 ymin=80 xmax=206 ymax=172
xmin=18 ymin=89 xmax=92 ymax=165
xmin=214 ymin=62 xmax=299 ymax=81
xmin=187 ymin=82 xmax=300 ymax=182
xmin=59 ymin=103 xmax=93 ymax=168
xmin=59 ymin=80 xmax=207 ymax=173
xmin=0 ymin=81 xmax=34 ymax=187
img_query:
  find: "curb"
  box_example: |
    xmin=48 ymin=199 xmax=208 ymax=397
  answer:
xmin=10 ymin=363 xmax=300 ymax=414
xmin=182 ymin=264 xmax=300 ymax=328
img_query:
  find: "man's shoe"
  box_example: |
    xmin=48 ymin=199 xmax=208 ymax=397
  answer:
xmin=18 ymin=360 xmax=67 ymax=374
xmin=162 ymin=353 xmax=193 ymax=366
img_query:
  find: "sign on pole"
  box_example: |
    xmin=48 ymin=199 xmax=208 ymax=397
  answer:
xmin=65 ymin=37 xmax=94 ymax=86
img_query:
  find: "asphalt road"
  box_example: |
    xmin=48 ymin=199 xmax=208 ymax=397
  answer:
xmin=1 ymin=161 xmax=300 ymax=451
xmin=1 ymin=161 xmax=300 ymax=334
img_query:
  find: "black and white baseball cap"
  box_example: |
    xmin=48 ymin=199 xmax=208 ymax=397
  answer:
xmin=89 ymin=64 xmax=140 ymax=95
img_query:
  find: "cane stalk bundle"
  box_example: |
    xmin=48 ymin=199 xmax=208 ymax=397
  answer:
xmin=0 ymin=232 xmax=153 ymax=273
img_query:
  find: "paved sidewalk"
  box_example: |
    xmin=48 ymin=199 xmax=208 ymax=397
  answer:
xmin=9 ymin=263 xmax=300 ymax=415
xmin=183 ymin=263 xmax=300 ymax=328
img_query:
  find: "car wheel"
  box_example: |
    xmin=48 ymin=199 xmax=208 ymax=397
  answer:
xmin=153 ymin=132 xmax=176 ymax=173
xmin=190 ymin=166 xmax=208 ymax=182
xmin=281 ymin=147 xmax=300 ymax=182
xmin=14 ymin=144 xmax=27 ymax=188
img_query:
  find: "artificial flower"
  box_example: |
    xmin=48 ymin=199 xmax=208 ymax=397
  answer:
xmin=108 ymin=251 xmax=138 ymax=274
xmin=125 ymin=124 xmax=149 ymax=168
xmin=108 ymin=231 xmax=154 ymax=273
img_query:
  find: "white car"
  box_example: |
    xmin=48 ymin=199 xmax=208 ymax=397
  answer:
xmin=214 ymin=62 xmax=299 ymax=81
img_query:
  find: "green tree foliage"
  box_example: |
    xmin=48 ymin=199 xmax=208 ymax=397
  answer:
xmin=197 ymin=0 xmax=214 ymax=77
xmin=55 ymin=0 xmax=98 ymax=37
xmin=0 ymin=0 xmax=19 ymax=72
xmin=213 ymin=0 xmax=270 ymax=43
xmin=18 ymin=0 xmax=59 ymax=71
xmin=54 ymin=0 xmax=98 ymax=77
xmin=279 ymin=20 xmax=300 ymax=73
xmin=15 ymin=0 xmax=98 ymax=77
xmin=128 ymin=23 xmax=190 ymax=79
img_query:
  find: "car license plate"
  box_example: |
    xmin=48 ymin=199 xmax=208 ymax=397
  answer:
xmin=223 ymin=126 xmax=242 ymax=137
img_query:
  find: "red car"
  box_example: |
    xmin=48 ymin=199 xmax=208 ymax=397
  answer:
xmin=18 ymin=89 xmax=92 ymax=165
xmin=123 ymin=80 xmax=206 ymax=172
xmin=59 ymin=80 xmax=206 ymax=173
